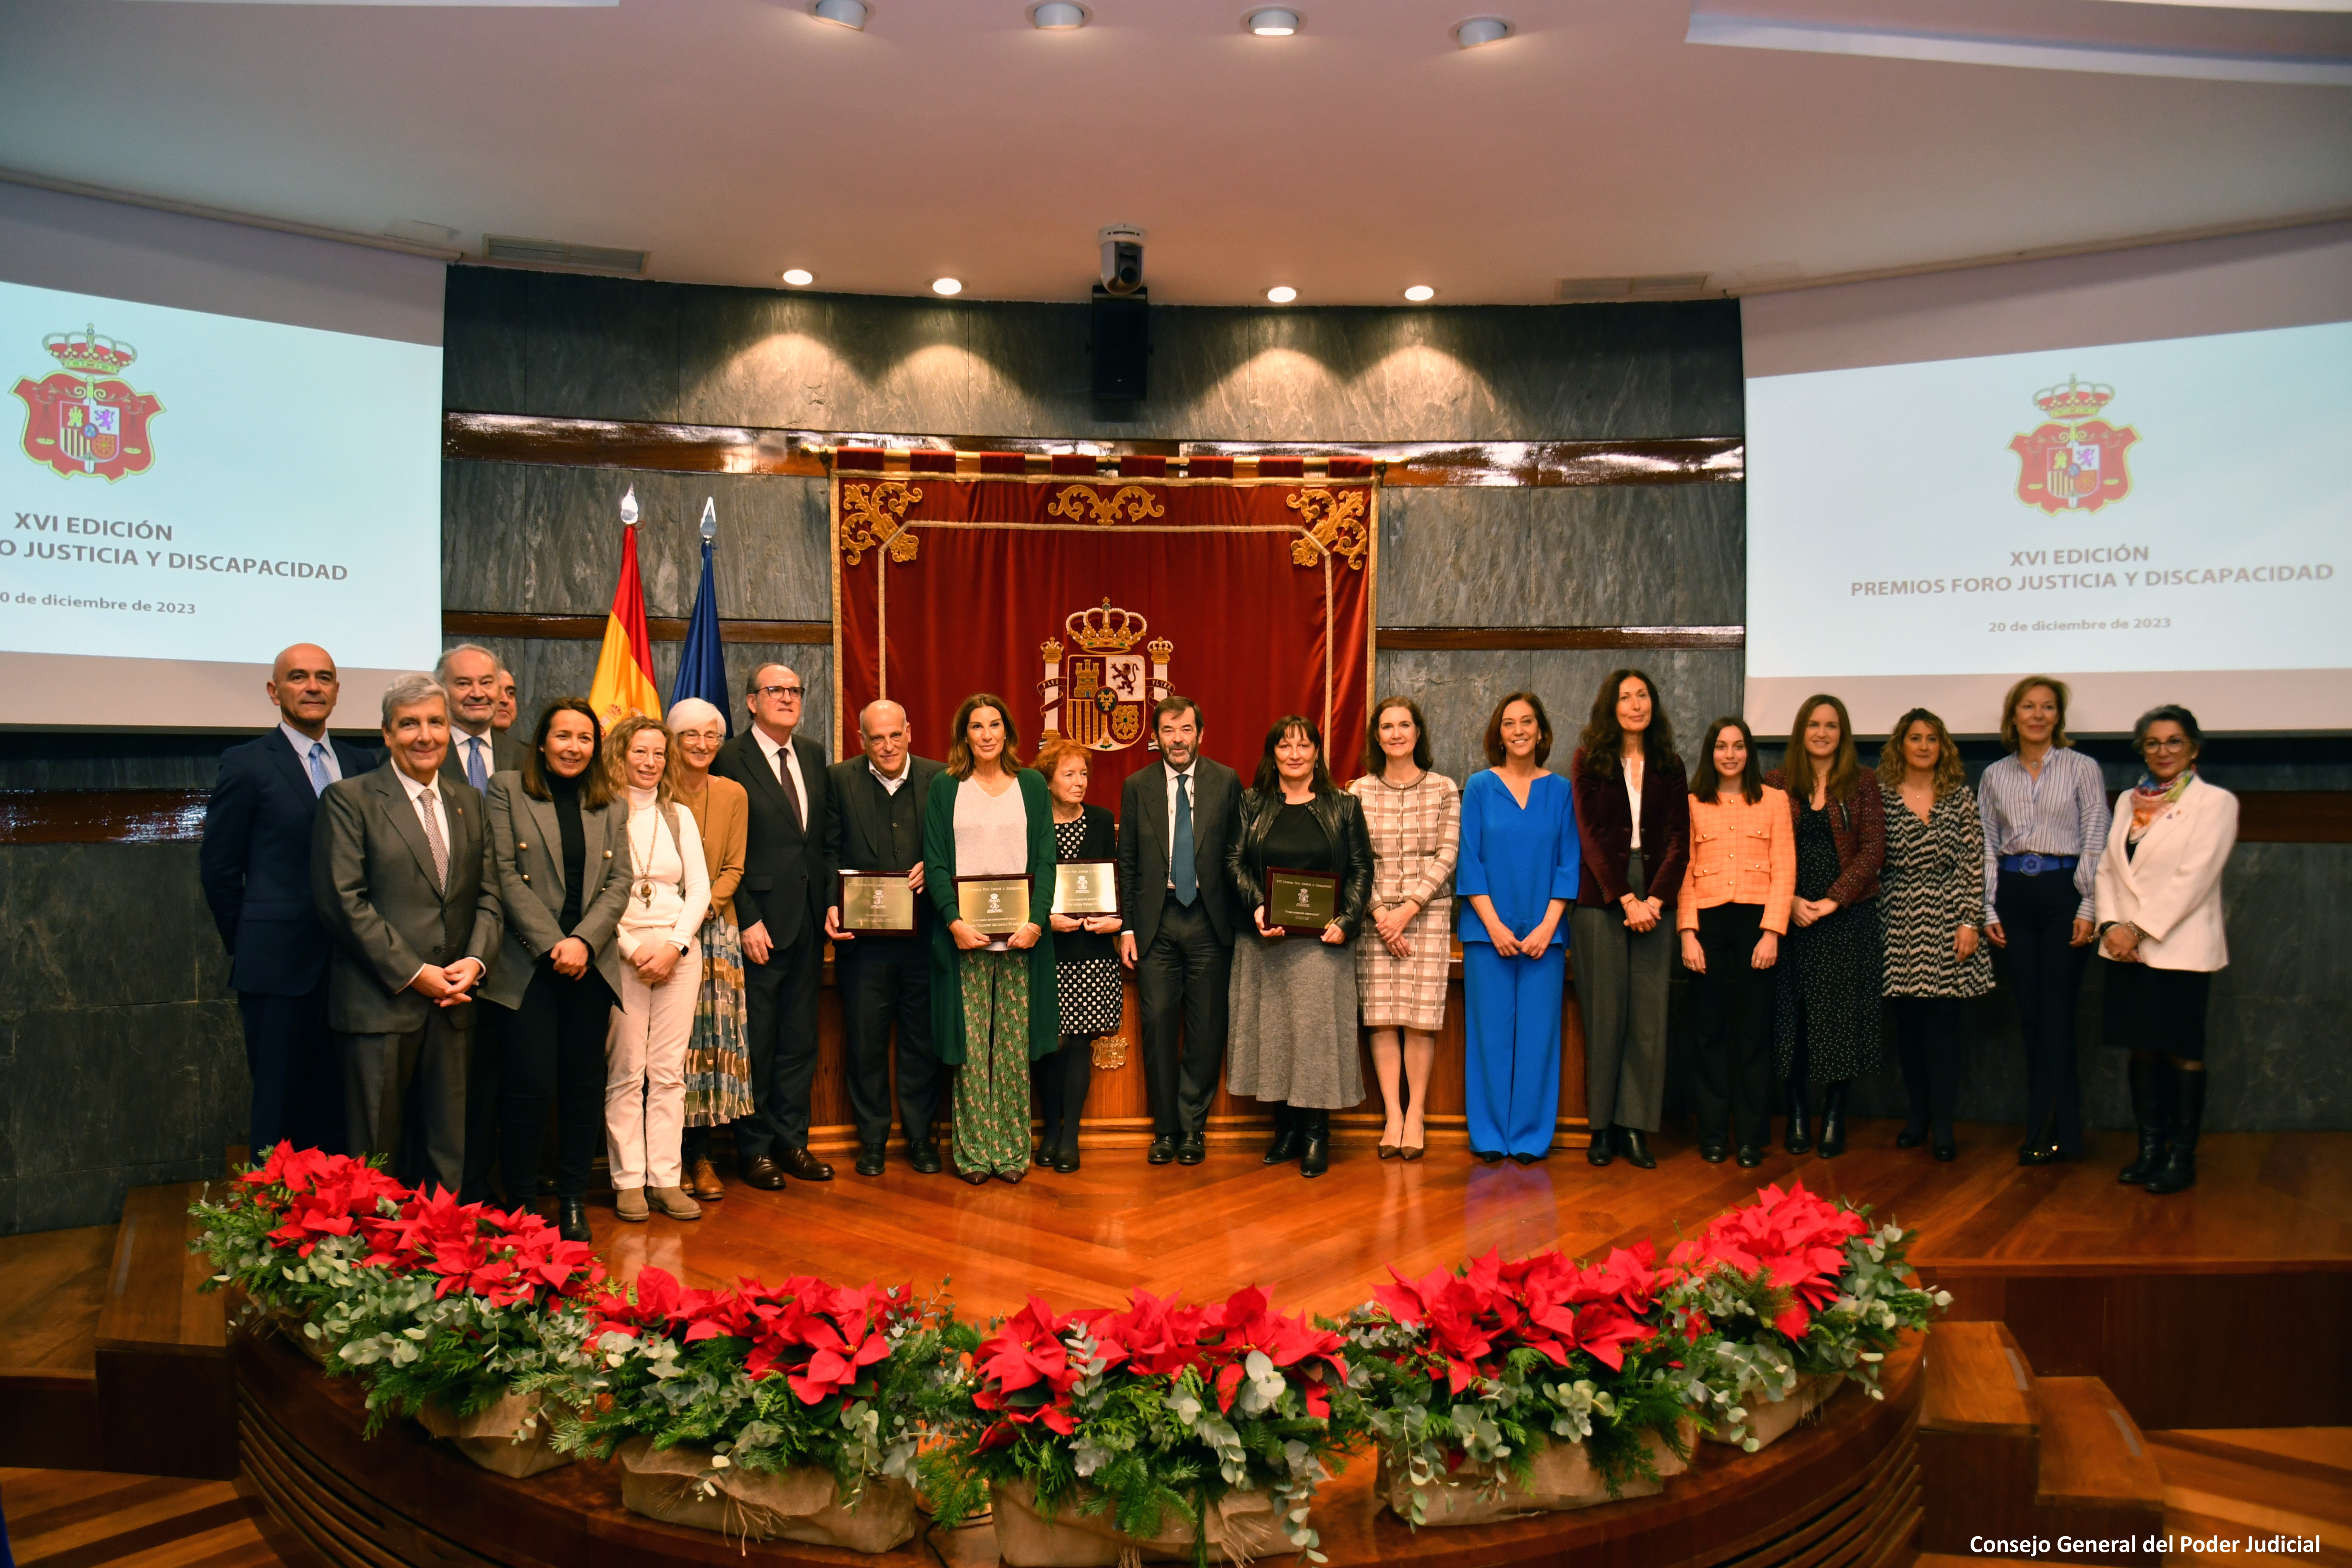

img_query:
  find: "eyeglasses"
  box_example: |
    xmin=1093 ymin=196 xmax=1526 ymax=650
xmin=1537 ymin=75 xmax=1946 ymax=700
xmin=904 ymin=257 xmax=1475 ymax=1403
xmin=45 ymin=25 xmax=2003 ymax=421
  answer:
xmin=2141 ymin=736 xmax=2191 ymax=752
xmin=753 ymin=685 xmax=804 ymax=701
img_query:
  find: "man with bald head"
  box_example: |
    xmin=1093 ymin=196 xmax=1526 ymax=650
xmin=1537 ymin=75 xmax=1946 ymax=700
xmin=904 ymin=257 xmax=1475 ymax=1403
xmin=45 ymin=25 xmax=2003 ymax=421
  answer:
xmin=200 ymin=644 xmax=378 ymax=1152
xmin=711 ymin=663 xmax=835 ymax=1188
xmin=823 ymin=700 xmax=946 ymax=1175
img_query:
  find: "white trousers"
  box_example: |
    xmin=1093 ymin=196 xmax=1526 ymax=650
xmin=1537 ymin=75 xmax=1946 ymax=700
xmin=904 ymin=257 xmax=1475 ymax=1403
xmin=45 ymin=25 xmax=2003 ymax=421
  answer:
xmin=606 ymin=940 xmax=699 ymax=1190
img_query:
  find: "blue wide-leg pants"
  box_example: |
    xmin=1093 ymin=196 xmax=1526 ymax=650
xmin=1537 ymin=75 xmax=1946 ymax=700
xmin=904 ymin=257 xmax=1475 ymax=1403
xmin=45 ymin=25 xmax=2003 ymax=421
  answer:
xmin=1462 ymin=941 xmax=1566 ymax=1157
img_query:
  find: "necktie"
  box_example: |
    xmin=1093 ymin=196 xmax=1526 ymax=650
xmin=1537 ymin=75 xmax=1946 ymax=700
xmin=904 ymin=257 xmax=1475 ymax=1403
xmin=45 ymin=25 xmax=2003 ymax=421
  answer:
xmin=307 ymin=742 xmax=331 ymax=797
xmin=775 ymin=744 xmax=804 ymax=831
xmin=465 ymin=735 xmax=488 ymax=792
xmin=419 ymin=787 xmax=449 ymax=892
xmin=1171 ymin=772 xmax=1197 ymax=906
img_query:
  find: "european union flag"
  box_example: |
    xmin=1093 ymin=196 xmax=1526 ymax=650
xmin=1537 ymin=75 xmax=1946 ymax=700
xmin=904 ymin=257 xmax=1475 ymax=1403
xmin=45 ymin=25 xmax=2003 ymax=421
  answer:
xmin=670 ymin=497 xmax=732 ymax=734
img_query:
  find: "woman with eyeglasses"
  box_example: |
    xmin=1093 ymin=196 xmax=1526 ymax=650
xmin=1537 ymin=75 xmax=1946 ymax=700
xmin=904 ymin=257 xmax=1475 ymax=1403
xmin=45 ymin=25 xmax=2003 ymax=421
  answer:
xmin=665 ymin=698 xmax=752 ymax=1203
xmin=2095 ymin=706 xmax=2237 ymax=1195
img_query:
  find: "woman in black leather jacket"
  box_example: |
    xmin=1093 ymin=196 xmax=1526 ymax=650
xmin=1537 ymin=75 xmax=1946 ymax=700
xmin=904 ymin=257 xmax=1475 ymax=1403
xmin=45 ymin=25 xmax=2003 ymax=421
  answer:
xmin=1225 ymin=714 xmax=1375 ymax=1178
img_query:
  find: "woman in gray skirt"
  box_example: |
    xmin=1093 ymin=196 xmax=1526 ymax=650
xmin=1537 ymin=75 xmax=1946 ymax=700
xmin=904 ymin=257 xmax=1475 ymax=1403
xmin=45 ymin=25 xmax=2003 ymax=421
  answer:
xmin=1227 ymin=714 xmax=1375 ymax=1179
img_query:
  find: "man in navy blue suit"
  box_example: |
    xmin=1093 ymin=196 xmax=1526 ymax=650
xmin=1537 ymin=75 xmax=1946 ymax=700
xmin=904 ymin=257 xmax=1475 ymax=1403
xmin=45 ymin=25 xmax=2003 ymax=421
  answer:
xmin=200 ymin=643 xmax=377 ymax=1154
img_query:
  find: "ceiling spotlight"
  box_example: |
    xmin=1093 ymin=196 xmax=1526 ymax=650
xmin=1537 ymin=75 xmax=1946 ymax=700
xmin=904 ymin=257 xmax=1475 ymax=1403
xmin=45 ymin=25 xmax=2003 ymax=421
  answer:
xmin=1453 ymin=16 xmax=1511 ymax=47
xmin=932 ymin=277 xmax=964 ymax=296
xmin=780 ymin=268 xmax=815 ymax=286
xmin=1265 ymin=285 xmax=1297 ymax=304
xmin=1245 ymin=7 xmax=1300 ymax=35
xmin=1029 ymin=1 xmax=1088 ymax=26
xmin=810 ymin=0 xmax=868 ymax=27
xmin=1403 ymin=284 xmax=1436 ymax=302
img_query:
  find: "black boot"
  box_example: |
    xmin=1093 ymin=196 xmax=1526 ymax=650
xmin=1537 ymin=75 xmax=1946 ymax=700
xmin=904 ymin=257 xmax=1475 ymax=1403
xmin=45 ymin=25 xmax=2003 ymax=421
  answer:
xmin=1299 ymin=1108 xmax=1331 ymax=1178
xmin=1263 ymin=1105 xmax=1303 ymax=1165
xmin=2118 ymin=1055 xmax=2171 ymax=1185
xmin=1619 ymin=1128 xmax=1656 ymax=1169
xmin=558 ymin=1198 xmax=591 ymax=1244
xmin=1817 ymin=1082 xmax=1849 ymax=1158
xmin=1784 ymin=1081 xmax=1813 ymax=1156
xmin=1585 ymin=1126 xmax=1614 ymax=1166
xmin=2146 ymin=1067 xmax=2205 ymax=1195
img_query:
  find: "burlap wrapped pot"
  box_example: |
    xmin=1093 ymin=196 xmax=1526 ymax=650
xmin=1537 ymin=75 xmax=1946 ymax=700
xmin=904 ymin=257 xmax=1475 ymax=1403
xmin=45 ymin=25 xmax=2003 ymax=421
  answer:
xmin=1704 ymin=1373 xmax=1841 ymax=1450
xmin=616 ymin=1437 xmax=918 ymax=1554
xmin=416 ymin=1389 xmax=572 ymax=1478
xmin=991 ymin=1477 xmax=1292 ymax=1567
xmin=1381 ymin=1417 xmax=1697 ymax=1527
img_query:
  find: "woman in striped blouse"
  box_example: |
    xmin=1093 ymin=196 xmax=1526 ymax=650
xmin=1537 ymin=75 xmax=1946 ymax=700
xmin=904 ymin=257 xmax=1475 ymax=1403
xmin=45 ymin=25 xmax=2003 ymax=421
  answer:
xmin=1980 ymin=676 xmax=2109 ymax=1165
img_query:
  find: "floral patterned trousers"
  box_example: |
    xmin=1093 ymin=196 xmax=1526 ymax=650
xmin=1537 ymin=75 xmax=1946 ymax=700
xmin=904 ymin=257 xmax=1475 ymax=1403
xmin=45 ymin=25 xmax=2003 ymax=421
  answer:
xmin=953 ymin=950 xmax=1032 ymax=1178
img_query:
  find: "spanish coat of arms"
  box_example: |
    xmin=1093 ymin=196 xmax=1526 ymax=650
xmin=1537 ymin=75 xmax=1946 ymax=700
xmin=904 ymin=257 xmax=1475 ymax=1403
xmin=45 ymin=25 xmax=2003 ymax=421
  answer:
xmin=2008 ymin=376 xmax=2137 ymax=516
xmin=13 ymin=325 xmax=163 ymax=482
xmin=1038 ymin=599 xmax=1174 ymax=753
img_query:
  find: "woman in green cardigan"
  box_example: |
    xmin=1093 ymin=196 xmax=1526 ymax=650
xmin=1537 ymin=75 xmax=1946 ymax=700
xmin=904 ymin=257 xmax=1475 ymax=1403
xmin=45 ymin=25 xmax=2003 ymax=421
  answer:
xmin=923 ymin=693 xmax=1061 ymax=1184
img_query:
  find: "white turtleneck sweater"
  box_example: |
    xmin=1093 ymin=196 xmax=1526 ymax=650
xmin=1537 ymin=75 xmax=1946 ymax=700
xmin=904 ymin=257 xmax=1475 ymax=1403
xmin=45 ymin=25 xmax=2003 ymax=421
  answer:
xmin=617 ymin=786 xmax=712 ymax=959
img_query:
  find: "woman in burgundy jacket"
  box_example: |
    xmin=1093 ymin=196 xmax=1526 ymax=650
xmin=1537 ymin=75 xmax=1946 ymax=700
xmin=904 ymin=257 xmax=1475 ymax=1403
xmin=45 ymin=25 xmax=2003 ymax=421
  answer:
xmin=1761 ymin=693 xmax=1886 ymax=1158
xmin=1568 ymin=669 xmax=1690 ymax=1170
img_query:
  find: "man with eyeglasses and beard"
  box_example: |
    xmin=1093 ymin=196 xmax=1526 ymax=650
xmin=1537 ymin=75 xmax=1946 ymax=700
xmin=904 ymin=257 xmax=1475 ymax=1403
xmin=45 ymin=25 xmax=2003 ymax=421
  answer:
xmin=711 ymin=664 xmax=836 ymax=1190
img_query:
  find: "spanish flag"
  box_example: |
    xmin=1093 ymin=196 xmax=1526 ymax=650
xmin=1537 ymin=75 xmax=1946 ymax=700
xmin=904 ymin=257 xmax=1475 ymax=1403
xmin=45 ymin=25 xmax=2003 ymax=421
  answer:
xmin=589 ymin=489 xmax=662 ymax=729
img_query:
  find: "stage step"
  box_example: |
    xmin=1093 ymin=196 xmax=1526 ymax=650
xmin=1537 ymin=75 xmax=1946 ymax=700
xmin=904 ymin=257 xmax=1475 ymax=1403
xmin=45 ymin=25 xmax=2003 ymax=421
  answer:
xmin=2145 ymin=1428 xmax=2352 ymax=1568
xmin=92 ymin=1181 xmax=237 ymax=1479
xmin=1919 ymin=1322 xmax=2164 ymax=1566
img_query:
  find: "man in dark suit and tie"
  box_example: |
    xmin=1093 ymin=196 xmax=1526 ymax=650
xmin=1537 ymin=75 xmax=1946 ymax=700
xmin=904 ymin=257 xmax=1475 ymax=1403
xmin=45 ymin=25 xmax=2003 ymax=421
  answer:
xmin=1116 ymin=695 xmax=1243 ymax=1166
xmin=822 ymin=699 xmax=945 ymax=1178
xmin=711 ymin=663 xmax=835 ymax=1190
xmin=313 ymin=673 xmax=502 ymax=1192
xmin=200 ymin=643 xmax=377 ymax=1154
xmin=436 ymin=643 xmax=527 ymax=794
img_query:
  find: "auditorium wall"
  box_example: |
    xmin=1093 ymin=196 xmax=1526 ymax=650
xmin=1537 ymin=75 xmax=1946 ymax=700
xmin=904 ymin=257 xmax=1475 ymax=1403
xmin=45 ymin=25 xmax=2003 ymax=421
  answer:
xmin=0 ymin=265 xmax=2342 ymax=1234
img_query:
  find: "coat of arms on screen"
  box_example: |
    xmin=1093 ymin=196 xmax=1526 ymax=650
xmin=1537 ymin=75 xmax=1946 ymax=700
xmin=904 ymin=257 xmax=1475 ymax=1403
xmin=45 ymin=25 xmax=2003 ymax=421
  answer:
xmin=1038 ymin=599 xmax=1173 ymax=753
xmin=12 ymin=326 xmax=163 ymax=483
xmin=2008 ymin=376 xmax=2137 ymax=516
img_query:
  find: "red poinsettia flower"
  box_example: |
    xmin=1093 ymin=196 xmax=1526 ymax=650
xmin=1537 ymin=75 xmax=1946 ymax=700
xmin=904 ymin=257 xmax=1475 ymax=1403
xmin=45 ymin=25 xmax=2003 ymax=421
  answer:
xmin=970 ymin=1297 xmax=1085 ymax=1449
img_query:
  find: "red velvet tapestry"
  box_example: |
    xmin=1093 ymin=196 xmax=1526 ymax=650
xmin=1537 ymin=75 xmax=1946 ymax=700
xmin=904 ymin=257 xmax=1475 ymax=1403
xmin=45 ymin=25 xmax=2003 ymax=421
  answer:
xmin=831 ymin=453 xmax=1378 ymax=808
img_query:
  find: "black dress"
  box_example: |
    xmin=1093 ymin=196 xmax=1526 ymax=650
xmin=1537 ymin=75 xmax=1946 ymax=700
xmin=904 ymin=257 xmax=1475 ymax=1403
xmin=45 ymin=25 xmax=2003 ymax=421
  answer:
xmin=1775 ymin=798 xmax=1886 ymax=1082
xmin=1053 ymin=808 xmax=1124 ymax=1037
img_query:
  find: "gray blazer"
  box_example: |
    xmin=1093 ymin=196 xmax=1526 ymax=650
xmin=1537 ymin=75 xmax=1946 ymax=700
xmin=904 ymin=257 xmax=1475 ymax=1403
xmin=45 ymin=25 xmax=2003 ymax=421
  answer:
xmin=312 ymin=760 xmax=503 ymax=1034
xmin=479 ymin=770 xmax=634 ymax=1009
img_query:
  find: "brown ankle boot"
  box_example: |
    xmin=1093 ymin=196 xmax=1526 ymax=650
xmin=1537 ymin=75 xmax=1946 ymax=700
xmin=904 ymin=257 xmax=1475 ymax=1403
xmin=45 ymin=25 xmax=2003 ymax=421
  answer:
xmin=689 ymin=1157 xmax=726 ymax=1200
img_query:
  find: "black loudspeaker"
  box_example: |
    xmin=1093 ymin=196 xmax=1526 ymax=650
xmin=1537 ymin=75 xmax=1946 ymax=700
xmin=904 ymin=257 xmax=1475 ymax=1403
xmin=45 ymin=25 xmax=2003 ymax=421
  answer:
xmin=1091 ymin=285 xmax=1148 ymax=401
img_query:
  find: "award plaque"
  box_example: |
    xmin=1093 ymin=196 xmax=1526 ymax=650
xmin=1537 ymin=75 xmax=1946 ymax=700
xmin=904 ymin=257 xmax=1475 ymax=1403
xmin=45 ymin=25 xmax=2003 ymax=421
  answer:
xmin=1265 ymin=866 xmax=1340 ymax=935
xmin=838 ymin=870 xmax=916 ymax=934
xmin=1052 ymin=860 xmax=1119 ymax=918
xmin=956 ymin=875 xmax=1031 ymax=942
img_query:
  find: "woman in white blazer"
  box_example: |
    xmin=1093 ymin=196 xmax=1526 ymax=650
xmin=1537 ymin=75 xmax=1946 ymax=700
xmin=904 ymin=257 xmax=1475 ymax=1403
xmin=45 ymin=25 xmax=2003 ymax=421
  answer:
xmin=2094 ymin=705 xmax=2237 ymax=1197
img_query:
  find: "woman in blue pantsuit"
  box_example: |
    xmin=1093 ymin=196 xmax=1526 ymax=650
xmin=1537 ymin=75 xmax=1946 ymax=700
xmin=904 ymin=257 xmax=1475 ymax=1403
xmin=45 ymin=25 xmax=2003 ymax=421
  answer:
xmin=1456 ymin=691 xmax=1582 ymax=1164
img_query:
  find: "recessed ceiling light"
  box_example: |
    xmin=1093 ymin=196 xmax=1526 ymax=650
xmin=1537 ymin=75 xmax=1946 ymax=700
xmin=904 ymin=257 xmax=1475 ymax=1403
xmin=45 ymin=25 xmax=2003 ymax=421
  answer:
xmin=780 ymin=268 xmax=815 ymax=286
xmin=810 ymin=0 xmax=868 ymax=28
xmin=932 ymin=277 xmax=964 ymax=295
xmin=1453 ymin=16 xmax=1511 ymax=48
xmin=1030 ymin=1 xmax=1088 ymax=27
xmin=1403 ymin=284 xmax=1436 ymax=302
xmin=1245 ymin=7 xmax=1300 ymax=35
xmin=1266 ymin=285 xmax=1297 ymax=304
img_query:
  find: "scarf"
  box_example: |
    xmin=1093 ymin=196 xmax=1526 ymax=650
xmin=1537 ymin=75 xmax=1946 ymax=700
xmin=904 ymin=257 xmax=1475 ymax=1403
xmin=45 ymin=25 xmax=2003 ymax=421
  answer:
xmin=2128 ymin=768 xmax=2192 ymax=841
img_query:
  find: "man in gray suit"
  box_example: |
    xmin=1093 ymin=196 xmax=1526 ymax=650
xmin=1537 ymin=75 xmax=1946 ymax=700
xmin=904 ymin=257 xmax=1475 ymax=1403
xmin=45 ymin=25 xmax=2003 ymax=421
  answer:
xmin=314 ymin=672 xmax=502 ymax=1191
xmin=1116 ymin=695 xmax=1243 ymax=1167
xmin=436 ymin=643 xmax=527 ymax=793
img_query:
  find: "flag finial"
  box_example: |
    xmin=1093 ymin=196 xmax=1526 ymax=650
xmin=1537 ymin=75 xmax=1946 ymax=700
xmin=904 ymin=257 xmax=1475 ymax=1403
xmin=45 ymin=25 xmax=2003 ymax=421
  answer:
xmin=700 ymin=496 xmax=717 ymax=542
xmin=619 ymin=486 xmax=640 ymax=527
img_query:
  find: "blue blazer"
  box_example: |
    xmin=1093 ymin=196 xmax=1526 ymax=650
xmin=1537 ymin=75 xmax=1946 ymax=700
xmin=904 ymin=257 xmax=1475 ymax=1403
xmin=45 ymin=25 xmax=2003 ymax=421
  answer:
xmin=200 ymin=728 xmax=377 ymax=996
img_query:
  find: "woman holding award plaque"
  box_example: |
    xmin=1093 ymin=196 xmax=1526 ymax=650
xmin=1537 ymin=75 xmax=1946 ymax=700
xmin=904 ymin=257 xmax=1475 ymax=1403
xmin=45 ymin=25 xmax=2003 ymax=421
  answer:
xmin=1349 ymin=696 xmax=1460 ymax=1162
xmin=1226 ymin=715 xmax=1375 ymax=1179
xmin=921 ymin=694 xmax=1061 ymax=1184
xmin=1034 ymin=737 xmax=1122 ymax=1173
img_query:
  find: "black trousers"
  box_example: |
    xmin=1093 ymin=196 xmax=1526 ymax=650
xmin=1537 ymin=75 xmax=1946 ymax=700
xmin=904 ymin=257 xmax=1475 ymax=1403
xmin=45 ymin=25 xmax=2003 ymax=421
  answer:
xmin=1994 ymin=868 xmax=2090 ymax=1152
xmin=1891 ymin=995 xmax=1963 ymax=1139
xmin=457 ymin=1002 xmax=504 ymax=1203
xmin=1688 ymin=903 xmax=1776 ymax=1149
xmin=1136 ymin=901 xmax=1231 ymax=1140
xmin=496 ymin=961 xmax=612 ymax=1202
xmin=1036 ymin=1033 xmax=1094 ymax=1146
xmin=239 ymin=982 xmax=343 ymax=1155
xmin=738 ymin=923 xmax=824 ymax=1157
xmin=835 ymin=938 xmax=942 ymax=1146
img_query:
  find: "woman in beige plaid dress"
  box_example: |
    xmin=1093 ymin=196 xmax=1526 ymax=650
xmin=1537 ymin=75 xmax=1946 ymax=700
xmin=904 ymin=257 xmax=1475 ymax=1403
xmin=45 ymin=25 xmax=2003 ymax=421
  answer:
xmin=1349 ymin=696 xmax=1460 ymax=1160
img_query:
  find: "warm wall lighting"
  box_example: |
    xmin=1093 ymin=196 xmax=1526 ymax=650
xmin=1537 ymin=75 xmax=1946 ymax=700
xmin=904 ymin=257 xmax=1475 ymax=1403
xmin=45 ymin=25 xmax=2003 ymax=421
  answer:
xmin=1403 ymin=284 xmax=1436 ymax=301
xmin=1453 ymin=16 xmax=1511 ymax=47
xmin=780 ymin=268 xmax=816 ymax=286
xmin=1265 ymin=285 xmax=1297 ymax=303
xmin=811 ymin=0 xmax=868 ymax=28
xmin=932 ymin=277 xmax=964 ymax=295
xmin=1245 ymin=8 xmax=1300 ymax=35
xmin=1030 ymin=1 xmax=1088 ymax=27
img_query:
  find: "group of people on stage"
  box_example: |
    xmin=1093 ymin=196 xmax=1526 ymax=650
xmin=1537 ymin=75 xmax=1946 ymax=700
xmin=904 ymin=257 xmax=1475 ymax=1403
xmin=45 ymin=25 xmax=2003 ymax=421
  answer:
xmin=201 ymin=643 xmax=2238 ymax=1234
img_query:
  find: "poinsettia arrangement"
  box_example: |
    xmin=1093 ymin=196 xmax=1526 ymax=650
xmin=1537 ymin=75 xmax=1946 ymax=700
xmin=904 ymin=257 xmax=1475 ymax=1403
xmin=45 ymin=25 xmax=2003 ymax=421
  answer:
xmin=1659 ymin=1182 xmax=1950 ymax=1450
xmin=540 ymin=1266 xmax=978 ymax=1508
xmin=929 ymin=1287 xmax=1360 ymax=1564
xmin=1339 ymin=1243 xmax=1695 ymax=1524
xmin=188 ymin=1144 xmax=412 ymax=1351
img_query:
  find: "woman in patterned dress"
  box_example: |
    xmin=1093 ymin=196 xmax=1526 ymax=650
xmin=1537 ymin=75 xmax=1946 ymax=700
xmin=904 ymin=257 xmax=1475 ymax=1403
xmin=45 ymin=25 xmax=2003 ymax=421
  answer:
xmin=1034 ymin=738 xmax=1122 ymax=1174
xmin=666 ymin=700 xmax=754 ymax=1203
xmin=1764 ymin=693 xmax=1886 ymax=1159
xmin=921 ymin=695 xmax=1060 ymax=1184
xmin=1348 ymin=696 xmax=1459 ymax=1161
xmin=1877 ymin=708 xmax=1993 ymax=1162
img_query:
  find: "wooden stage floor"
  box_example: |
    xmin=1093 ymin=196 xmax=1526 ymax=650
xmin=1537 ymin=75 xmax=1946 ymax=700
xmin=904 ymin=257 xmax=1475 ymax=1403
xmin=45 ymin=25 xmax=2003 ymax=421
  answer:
xmin=586 ymin=1120 xmax=2352 ymax=1321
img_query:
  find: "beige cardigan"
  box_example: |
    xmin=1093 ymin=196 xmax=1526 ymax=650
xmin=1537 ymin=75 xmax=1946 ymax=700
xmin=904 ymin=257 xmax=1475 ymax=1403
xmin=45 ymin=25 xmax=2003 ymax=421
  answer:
xmin=677 ymin=772 xmax=749 ymax=925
